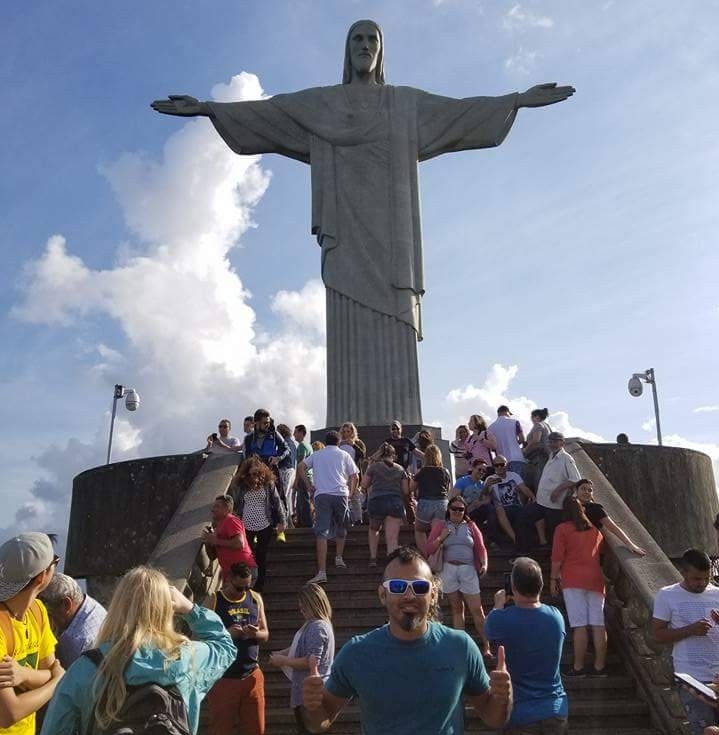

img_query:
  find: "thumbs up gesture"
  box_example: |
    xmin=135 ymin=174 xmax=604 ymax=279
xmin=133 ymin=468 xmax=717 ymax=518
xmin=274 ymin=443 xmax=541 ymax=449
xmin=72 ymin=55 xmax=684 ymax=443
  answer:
xmin=303 ymin=655 xmax=325 ymax=712
xmin=489 ymin=645 xmax=512 ymax=704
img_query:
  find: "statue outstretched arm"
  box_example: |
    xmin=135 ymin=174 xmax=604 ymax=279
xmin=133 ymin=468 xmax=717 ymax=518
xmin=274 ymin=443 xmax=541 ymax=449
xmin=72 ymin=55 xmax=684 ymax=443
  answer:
xmin=151 ymin=95 xmax=212 ymax=117
xmin=516 ymin=83 xmax=575 ymax=109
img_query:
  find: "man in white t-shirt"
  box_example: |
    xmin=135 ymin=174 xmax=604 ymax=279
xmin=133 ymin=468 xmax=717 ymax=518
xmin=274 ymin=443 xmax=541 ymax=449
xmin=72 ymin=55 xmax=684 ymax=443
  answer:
xmin=488 ymin=406 xmax=526 ymax=476
xmin=517 ymin=432 xmax=580 ymax=553
xmin=205 ymin=418 xmax=243 ymax=455
xmin=652 ymin=548 xmax=719 ymax=735
xmin=297 ymin=431 xmax=359 ymax=584
xmin=483 ymin=455 xmax=535 ymax=548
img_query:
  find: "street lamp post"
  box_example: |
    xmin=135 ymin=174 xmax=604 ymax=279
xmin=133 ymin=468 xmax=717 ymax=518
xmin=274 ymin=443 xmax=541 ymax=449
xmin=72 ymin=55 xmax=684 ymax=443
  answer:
xmin=627 ymin=368 xmax=662 ymax=446
xmin=107 ymin=384 xmax=141 ymax=464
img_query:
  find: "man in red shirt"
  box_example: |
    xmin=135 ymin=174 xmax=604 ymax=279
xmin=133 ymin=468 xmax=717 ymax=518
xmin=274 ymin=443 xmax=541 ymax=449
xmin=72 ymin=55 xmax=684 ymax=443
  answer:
xmin=202 ymin=495 xmax=257 ymax=582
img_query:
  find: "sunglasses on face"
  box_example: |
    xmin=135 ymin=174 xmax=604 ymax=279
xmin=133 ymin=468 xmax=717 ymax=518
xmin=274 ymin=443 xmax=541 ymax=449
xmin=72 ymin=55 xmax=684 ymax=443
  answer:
xmin=382 ymin=579 xmax=431 ymax=595
xmin=494 ymin=463 xmax=506 ymax=468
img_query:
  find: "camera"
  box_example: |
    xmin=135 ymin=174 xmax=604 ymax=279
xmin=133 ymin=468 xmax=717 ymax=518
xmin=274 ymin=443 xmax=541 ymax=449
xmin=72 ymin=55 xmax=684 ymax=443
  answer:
xmin=211 ymin=433 xmax=218 ymax=441
xmin=628 ymin=376 xmax=643 ymax=397
xmin=503 ymin=572 xmax=513 ymax=596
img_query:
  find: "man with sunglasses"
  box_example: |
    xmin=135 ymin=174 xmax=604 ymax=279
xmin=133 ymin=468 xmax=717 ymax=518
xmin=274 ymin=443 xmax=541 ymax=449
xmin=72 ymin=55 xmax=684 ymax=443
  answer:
xmin=206 ymin=418 xmax=243 ymax=455
xmin=302 ymin=546 xmax=512 ymax=733
xmin=205 ymin=562 xmax=269 ymax=735
xmin=484 ymin=455 xmax=536 ymax=549
xmin=0 ymin=532 xmax=64 ymax=735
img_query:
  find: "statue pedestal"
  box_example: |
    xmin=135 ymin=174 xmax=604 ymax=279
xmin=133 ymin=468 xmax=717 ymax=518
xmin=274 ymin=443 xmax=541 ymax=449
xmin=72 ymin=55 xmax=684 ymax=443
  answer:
xmin=311 ymin=424 xmax=452 ymax=478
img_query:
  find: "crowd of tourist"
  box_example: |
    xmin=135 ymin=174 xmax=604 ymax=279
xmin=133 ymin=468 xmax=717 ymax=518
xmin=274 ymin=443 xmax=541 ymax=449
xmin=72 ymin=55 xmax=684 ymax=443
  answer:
xmin=1 ymin=405 xmax=718 ymax=735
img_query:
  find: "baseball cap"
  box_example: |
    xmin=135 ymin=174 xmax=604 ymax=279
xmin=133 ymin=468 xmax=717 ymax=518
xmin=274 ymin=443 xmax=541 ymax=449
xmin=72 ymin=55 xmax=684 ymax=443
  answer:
xmin=0 ymin=533 xmax=55 ymax=601
xmin=470 ymin=458 xmax=487 ymax=468
xmin=548 ymin=431 xmax=565 ymax=441
xmin=497 ymin=405 xmax=512 ymax=415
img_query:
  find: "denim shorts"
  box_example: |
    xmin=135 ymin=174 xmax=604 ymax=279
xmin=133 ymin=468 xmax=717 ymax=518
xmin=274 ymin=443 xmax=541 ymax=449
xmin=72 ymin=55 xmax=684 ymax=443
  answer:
xmin=368 ymin=494 xmax=405 ymax=520
xmin=416 ymin=498 xmax=448 ymax=530
xmin=313 ymin=493 xmax=350 ymax=539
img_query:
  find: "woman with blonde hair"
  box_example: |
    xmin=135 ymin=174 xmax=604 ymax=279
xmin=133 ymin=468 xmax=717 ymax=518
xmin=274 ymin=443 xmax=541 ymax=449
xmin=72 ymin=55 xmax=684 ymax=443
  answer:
xmin=40 ymin=566 xmax=235 ymax=734
xmin=269 ymin=583 xmax=335 ymax=734
xmin=467 ymin=414 xmax=497 ymax=466
xmin=411 ymin=444 xmax=452 ymax=553
xmin=339 ymin=421 xmax=367 ymax=524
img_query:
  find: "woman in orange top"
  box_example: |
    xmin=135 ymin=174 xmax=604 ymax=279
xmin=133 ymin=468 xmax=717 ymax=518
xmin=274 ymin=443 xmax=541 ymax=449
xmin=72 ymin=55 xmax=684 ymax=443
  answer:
xmin=550 ymin=495 xmax=607 ymax=678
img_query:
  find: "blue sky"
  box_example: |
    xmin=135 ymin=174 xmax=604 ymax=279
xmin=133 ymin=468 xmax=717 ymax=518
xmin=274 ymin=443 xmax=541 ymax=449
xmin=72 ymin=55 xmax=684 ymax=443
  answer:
xmin=2 ymin=1 xmax=718 ymax=546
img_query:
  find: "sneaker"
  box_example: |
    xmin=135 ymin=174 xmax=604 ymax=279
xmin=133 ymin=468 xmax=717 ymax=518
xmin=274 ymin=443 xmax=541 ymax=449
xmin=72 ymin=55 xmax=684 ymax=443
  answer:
xmin=588 ymin=667 xmax=608 ymax=678
xmin=563 ymin=667 xmax=586 ymax=678
xmin=308 ymin=571 xmax=327 ymax=584
xmin=368 ymin=559 xmax=378 ymax=568
xmin=335 ymin=556 xmax=347 ymax=569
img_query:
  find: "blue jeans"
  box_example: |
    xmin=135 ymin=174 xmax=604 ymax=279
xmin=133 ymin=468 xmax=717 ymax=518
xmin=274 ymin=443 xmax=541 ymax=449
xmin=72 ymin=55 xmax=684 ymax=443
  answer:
xmin=678 ymin=688 xmax=718 ymax=735
xmin=415 ymin=498 xmax=448 ymax=531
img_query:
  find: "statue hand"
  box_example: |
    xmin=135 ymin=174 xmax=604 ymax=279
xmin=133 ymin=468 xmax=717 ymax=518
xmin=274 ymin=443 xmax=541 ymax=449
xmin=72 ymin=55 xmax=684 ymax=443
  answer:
xmin=518 ymin=83 xmax=575 ymax=109
xmin=151 ymin=94 xmax=206 ymax=117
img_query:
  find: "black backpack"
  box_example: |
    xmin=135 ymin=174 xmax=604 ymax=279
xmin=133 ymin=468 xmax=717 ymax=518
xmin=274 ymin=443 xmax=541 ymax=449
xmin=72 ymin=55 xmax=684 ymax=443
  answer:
xmin=82 ymin=648 xmax=191 ymax=735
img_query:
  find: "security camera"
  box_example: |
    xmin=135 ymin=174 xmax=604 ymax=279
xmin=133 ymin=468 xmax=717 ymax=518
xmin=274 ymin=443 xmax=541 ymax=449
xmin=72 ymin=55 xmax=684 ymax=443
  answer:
xmin=125 ymin=389 xmax=141 ymax=411
xmin=627 ymin=377 xmax=643 ymax=398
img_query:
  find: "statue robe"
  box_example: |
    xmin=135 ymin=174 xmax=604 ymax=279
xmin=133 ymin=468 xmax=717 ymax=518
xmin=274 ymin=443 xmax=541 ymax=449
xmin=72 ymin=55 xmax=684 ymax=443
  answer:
xmin=208 ymin=85 xmax=517 ymax=426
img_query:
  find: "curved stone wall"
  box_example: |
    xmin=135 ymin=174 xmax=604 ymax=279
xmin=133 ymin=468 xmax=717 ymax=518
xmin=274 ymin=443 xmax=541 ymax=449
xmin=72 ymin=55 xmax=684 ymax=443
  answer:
xmin=65 ymin=453 xmax=205 ymax=578
xmin=580 ymin=442 xmax=718 ymax=558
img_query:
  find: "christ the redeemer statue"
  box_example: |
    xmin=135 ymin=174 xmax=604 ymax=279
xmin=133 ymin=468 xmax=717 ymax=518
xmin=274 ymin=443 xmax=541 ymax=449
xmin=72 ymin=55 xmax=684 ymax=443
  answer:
xmin=152 ymin=19 xmax=574 ymax=427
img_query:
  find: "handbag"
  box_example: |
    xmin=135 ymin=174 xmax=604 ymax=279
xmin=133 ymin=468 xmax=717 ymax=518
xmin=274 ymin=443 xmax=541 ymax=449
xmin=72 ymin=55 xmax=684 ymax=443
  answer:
xmin=427 ymin=543 xmax=443 ymax=573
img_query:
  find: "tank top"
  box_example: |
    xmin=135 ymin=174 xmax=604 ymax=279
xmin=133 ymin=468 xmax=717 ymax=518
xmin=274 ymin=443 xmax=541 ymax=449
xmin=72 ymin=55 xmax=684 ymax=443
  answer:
xmin=214 ymin=589 xmax=260 ymax=678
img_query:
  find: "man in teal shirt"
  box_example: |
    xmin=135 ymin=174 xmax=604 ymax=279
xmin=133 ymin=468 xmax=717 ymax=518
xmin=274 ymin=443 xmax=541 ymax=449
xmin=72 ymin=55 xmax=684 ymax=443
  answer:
xmin=294 ymin=425 xmax=314 ymax=527
xmin=302 ymin=546 xmax=513 ymax=734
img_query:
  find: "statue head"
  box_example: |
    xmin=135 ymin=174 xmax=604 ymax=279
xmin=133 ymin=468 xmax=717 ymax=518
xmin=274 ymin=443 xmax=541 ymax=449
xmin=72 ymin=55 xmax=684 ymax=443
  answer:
xmin=343 ymin=19 xmax=385 ymax=85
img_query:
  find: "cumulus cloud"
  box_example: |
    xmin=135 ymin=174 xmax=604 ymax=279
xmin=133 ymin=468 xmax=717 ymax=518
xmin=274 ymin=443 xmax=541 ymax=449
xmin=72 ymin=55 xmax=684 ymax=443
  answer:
xmin=271 ymin=279 xmax=326 ymax=337
xmin=9 ymin=72 xmax=327 ymax=545
xmin=693 ymin=405 xmax=719 ymax=414
xmin=442 ymin=363 xmax=604 ymax=442
xmin=503 ymin=4 xmax=554 ymax=30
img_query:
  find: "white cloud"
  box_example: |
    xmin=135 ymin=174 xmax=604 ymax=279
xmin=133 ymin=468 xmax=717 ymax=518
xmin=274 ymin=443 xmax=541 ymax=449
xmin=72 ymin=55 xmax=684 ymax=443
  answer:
xmin=641 ymin=418 xmax=656 ymax=432
xmin=693 ymin=405 xmax=719 ymax=414
xmin=503 ymin=4 xmax=554 ymax=30
xmin=443 ymin=363 xmax=604 ymax=441
xmin=271 ymin=279 xmax=326 ymax=337
xmin=504 ymin=48 xmax=539 ymax=75
xmin=9 ymin=72 xmax=327 ymax=545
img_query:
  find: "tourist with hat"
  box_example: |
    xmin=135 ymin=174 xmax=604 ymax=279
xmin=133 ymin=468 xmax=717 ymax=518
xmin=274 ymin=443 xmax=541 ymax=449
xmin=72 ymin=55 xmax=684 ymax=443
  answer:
xmin=516 ymin=432 xmax=581 ymax=553
xmin=0 ymin=532 xmax=64 ymax=733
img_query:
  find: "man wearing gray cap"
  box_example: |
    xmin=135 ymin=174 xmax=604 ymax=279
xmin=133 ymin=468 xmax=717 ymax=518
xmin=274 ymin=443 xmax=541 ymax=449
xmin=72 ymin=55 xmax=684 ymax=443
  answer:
xmin=517 ymin=433 xmax=580 ymax=553
xmin=0 ymin=532 xmax=64 ymax=733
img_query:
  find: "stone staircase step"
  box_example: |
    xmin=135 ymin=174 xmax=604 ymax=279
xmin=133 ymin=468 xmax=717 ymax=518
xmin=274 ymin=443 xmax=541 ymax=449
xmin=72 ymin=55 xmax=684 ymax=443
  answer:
xmin=196 ymin=526 xmax=659 ymax=734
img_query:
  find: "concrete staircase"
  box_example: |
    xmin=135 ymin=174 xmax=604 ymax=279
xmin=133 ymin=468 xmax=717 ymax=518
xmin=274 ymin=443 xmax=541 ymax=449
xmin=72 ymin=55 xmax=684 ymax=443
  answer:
xmin=212 ymin=526 xmax=660 ymax=735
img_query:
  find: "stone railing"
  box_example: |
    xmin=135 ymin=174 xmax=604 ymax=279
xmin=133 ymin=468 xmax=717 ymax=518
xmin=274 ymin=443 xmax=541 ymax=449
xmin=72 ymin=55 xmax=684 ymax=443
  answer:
xmin=67 ymin=451 xmax=241 ymax=605
xmin=567 ymin=441 xmax=692 ymax=735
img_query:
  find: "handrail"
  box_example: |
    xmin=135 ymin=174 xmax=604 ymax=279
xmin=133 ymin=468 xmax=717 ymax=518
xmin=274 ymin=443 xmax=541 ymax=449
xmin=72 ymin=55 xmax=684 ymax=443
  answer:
xmin=566 ymin=441 xmax=690 ymax=735
xmin=148 ymin=452 xmax=241 ymax=595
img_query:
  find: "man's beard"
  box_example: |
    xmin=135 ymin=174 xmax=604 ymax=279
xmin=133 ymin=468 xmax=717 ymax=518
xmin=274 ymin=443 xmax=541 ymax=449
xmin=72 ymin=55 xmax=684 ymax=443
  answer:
xmin=398 ymin=612 xmax=424 ymax=632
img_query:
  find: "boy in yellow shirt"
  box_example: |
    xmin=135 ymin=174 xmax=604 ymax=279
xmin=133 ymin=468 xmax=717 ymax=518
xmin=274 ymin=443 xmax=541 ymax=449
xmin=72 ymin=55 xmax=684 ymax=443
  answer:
xmin=0 ymin=533 xmax=64 ymax=734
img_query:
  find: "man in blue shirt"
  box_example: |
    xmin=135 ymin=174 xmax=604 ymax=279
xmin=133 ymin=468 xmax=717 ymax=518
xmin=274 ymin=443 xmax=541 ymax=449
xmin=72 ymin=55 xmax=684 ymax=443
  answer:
xmin=452 ymin=459 xmax=491 ymax=528
xmin=485 ymin=557 xmax=568 ymax=734
xmin=302 ymin=546 xmax=513 ymax=734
